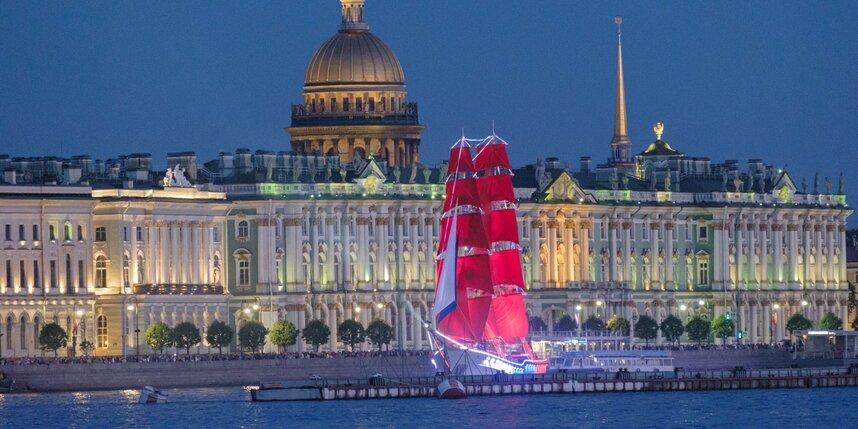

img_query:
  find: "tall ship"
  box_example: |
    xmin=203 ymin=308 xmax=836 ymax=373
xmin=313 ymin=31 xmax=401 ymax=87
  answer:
xmin=430 ymin=133 xmax=548 ymax=375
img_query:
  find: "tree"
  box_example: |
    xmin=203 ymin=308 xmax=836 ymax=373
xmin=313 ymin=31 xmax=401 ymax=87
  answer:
xmin=338 ymin=319 xmax=366 ymax=351
xmin=660 ymin=315 xmax=685 ymax=344
xmin=634 ymin=315 xmax=659 ymax=346
xmin=582 ymin=315 xmax=605 ymax=332
xmin=556 ymin=315 xmax=578 ymax=332
xmin=206 ymin=320 xmax=234 ymax=354
xmin=79 ymin=340 xmax=95 ymax=357
xmin=528 ymin=317 xmax=548 ymax=333
xmin=606 ymin=315 xmax=630 ymax=335
xmin=686 ymin=316 xmax=710 ymax=344
xmin=172 ymin=322 xmax=202 ymax=355
xmin=366 ymin=318 xmax=394 ymax=350
xmin=146 ymin=322 xmax=173 ymax=354
xmin=239 ymin=321 xmax=268 ymax=353
xmin=269 ymin=320 xmax=299 ymax=352
xmin=819 ymin=312 xmax=843 ymax=330
xmin=786 ymin=313 xmax=813 ymax=334
xmin=711 ymin=315 xmax=735 ymax=344
xmin=302 ymin=319 xmax=331 ymax=352
xmin=38 ymin=323 xmax=67 ymax=356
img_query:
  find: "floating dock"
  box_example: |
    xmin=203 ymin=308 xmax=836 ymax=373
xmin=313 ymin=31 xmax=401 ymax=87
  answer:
xmin=317 ymin=367 xmax=858 ymax=400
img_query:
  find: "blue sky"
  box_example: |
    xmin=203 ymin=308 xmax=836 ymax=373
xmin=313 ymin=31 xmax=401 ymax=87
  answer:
xmin=1 ymin=1 xmax=856 ymax=224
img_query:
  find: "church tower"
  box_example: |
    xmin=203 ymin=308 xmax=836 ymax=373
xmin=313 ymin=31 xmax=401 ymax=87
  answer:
xmin=609 ymin=17 xmax=634 ymax=170
xmin=288 ymin=0 xmax=424 ymax=167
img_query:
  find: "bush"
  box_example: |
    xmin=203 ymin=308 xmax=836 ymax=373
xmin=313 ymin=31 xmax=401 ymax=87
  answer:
xmin=39 ymin=323 xmax=68 ymax=356
xmin=172 ymin=322 xmax=201 ymax=355
xmin=79 ymin=340 xmax=95 ymax=357
xmin=269 ymin=320 xmax=299 ymax=352
xmin=634 ymin=315 xmax=659 ymax=346
xmin=206 ymin=320 xmax=234 ymax=354
xmin=818 ymin=312 xmax=842 ymax=330
xmin=302 ymin=319 xmax=331 ymax=352
xmin=146 ymin=322 xmax=173 ymax=354
xmin=582 ymin=315 xmax=605 ymax=332
xmin=711 ymin=315 xmax=735 ymax=344
xmin=239 ymin=321 xmax=268 ymax=353
xmin=556 ymin=315 xmax=578 ymax=332
xmin=366 ymin=318 xmax=394 ymax=350
xmin=606 ymin=315 xmax=630 ymax=335
xmin=660 ymin=315 xmax=685 ymax=344
xmin=786 ymin=313 xmax=813 ymax=334
xmin=338 ymin=319 xmax=366 ymax=351
xmin=686 ymin=316 xmax=710 ymax=344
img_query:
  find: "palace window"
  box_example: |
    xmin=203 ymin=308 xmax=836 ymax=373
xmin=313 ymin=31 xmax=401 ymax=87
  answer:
xmin=122 ymin=226 xmax=129 ymax=242
xmin=19 ymin=260 xmax=26 ymax=289
xmin=642 ymin=224 xmax=649 ymax=240
xmin=96 ymin=315 xmax=108 ymax=348
xmin=342 ymin=97 xmax=350 ymax=112
xmin=237 ymin=221 xmax=249 ymax=239
xmin=213 ymin=227 xmax=221 ymax=242
xmin=78 ymin=260 xmax=85 ymax=291
xmin=319 ymin=98 xmax=325 ymax=113
xmin=601 ymin=221 xmax=608 ymax=240
xmin=32 ymin=225 xmax=39 ymax=241
xmin=368 ymin=97 xmax=375 ymax=112
xmin=33 ymin=316 xmax=40 ymax=348
xmin=136 ymin=226 xmax=143 ymax=241
xmin=4 ymin=224 xmax=10 ymax=241
xmin=20 ymin=316 xmax=26 ymax=350
xmin=5 ymin=316 xmax=11 ymax=349
xmin=64 ymin=223 xmax=72 ymax=241
xmin=95 ymin=227 xmax=106 ymax=242
xmin=390 ymin=97 xmax=396 ymax=112
xmin=356 ymin=98 xmax=363 ymax=111
xmin=698 ymin=225 xmax=708 ymax=241
xmin=33 ymin=260 xmax=40 ymax=288
xmin=50 ymin=260 xmax=57 ymax=290
xmin=5 ymin=260 xmax=10 ymax=290
xmin=122 ymin=254 xmax=130 ymax=288
xmin=65 ymin=255 xmax=72 ymax=293
xmin=18 ymin=225 xmax=24 ymax=241
xmin=698 ymin=259 xmax=709 ymax=286
xmin=238 ymin=260 xmax=250 ymax=287
xmin=78 ymin=225 xmax=84 ymax=241
xmin=95 ymin=255 xmax=107 ymax=288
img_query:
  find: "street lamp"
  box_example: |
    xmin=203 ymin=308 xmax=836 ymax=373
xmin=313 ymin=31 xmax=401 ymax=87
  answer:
xmin=680 ymin=304 xmax=687 ymax=311
xmin=771 ymin=303 xmax=781 ymax=344
xmin=127 ymin=303 xmax=140 ymax=359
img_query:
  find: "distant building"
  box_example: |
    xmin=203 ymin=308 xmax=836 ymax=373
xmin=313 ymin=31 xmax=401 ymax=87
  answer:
xmin=0 ymin=1 xmax=851 ymax=357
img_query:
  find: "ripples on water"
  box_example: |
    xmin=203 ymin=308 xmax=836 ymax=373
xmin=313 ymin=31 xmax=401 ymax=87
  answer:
xmin=1 ymin=387 xmax=856 ymax=428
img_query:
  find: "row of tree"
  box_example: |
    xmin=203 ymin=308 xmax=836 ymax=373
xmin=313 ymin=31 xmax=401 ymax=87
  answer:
xmin=529 ymin=311 xmax=847 ymax=344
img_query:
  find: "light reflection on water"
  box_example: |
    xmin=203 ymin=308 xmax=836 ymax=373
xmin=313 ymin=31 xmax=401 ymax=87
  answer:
xmin=1 ymin=386 xmax=857 ymax=428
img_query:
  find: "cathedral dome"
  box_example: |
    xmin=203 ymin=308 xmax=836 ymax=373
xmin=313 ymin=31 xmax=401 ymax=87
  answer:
xmin=304 ymin=0 xmax=404 ymax=87
xmin=304 ymin=30 xmax=405 ymax=86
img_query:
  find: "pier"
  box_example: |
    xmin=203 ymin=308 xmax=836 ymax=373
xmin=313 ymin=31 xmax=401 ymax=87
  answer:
xmin=317 ymin=367 xmax=858 ymax=400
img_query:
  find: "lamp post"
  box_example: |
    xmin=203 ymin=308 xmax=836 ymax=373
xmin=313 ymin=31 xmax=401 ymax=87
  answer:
xmin=127 ymin=303 xmax=139 ymax=359
xmin=771 ymin=303 xmax=780 ymax=344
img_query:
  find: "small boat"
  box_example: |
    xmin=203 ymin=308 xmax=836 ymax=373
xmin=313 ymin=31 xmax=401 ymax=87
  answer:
xmin=249 ymin=381 xmax=324 ymax=402
xmin=437 ymin=378 xmax=467 ymax=399
xmin=551 ymin=350 xmax=675 ymax=373
xmin=139 ymin=386 xmax=168 ymax=404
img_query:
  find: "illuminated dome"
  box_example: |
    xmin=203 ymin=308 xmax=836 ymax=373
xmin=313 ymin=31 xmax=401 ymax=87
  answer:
xmin=304 ymin=0 xmax=404 ymax=87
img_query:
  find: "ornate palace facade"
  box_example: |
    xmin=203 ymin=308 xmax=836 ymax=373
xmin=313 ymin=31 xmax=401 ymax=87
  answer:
xmin=0 ymin=1 xmax=851 ymax=356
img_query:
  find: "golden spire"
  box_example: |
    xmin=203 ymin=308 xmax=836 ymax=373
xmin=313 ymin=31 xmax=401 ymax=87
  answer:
xmin=653 ymin=122 xmax=664 ymax=140
xmin=610 ymin=16 xmax=632 ymax=166
xmin=340 ymin=0 xmax=368 ymax=31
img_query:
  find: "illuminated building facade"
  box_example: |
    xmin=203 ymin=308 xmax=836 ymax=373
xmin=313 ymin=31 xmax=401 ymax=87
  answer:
xmin=0 ymin=1 xmax=851 ymax=356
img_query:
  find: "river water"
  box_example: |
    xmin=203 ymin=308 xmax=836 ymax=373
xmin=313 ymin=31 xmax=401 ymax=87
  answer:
xmin=1 ymin=386 xmax=855 ymax=428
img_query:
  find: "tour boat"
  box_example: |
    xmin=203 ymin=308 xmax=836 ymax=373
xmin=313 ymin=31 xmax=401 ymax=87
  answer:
xmin=551 ymin=350 xmax=675 ymax=373
xmin=436 ymin=378 xmax=467 ymax=399
xmin=430 ymin=133 xmax=548 ymax=377
xmin=138 ymin=386 xmax=168 ymax=404
xmin=249 ymin=381 xmax=324 ymax=402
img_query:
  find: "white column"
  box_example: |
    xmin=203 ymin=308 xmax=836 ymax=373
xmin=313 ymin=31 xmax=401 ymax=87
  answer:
xmin=774 ymin=224 xmax=784 ymax=284
xmin=664 ymin=222 xmax=674 ymax=288
xmin=547 ymin=219 xmax=557 ymax=285
xmin=788 ymin=224 xmax=799 ymax=284
xmin=129 ymin=221 xmax=138 ymax=288
xmin=608 ymin=220 xmax=618 ymax=282
xmin=622 ymin=221 xmax=632 ymax=284
xmin=170 ymin=222 xmax=180 ymax=284
xmin=579 ymin=221 xmax=590 ymax=282
xmin=564 ymin=220 xmax=575 ymax=282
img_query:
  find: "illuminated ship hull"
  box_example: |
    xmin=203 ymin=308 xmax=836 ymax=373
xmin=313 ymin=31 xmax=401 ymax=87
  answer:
xmin=431 ymin=133 xmax=547 ymax=376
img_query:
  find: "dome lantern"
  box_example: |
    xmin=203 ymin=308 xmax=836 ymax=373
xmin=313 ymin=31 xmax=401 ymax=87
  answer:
xmin=340 ymin=0 xmax=368 ymax=31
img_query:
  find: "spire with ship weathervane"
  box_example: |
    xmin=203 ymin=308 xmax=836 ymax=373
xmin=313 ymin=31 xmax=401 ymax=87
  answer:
xmin=610 ymin=16 xmax=633 ymax=167
xmin=340 ymin=0 xmax=369 ymax=31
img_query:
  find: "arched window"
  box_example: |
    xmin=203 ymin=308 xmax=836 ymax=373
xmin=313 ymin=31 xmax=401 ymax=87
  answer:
xmin=65 ymin=254 xmax=73 ymax=293
xmin=20 ymin=316 xmax=26 ymax=350
xmin=237 ymin=221 xmax=249 ymax=239
xmin=6 ymin=316 xmax=13 ymax=349
xmin=95 ymin=256 xmax=107 ymax=288
xmin=122 ymin=253 xmax=130 ymax=288
xmin=33 ymin=316 xmax=41 ymax=348
xmin=136 ymin=254 xmax=145 ymax=284
xmin=96 ymin=315 xmax=108 ymax=348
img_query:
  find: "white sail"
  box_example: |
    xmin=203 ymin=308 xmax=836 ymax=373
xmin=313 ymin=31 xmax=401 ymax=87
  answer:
xmin=433 ymin=210 xmax=458 ymax=321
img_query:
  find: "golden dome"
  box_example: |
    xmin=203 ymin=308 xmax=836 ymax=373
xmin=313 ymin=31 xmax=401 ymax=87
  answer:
xmin=304 ymin=30 xmax=404 ymax=87
xmin=304 ymin=1 xmax=404 ymax=87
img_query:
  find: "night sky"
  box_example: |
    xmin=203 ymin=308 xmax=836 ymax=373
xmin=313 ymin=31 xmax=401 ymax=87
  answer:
xmin=1 ymin=1 xmax=856 ymax=224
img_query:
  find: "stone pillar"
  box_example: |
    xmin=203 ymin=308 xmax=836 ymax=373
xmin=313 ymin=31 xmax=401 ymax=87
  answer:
xmin=839 ymin=223 xmax=847 ymax=285
xmin=747 ymin=220 xmax=756 ymax=286
xmin=664 ymin=222 xmax=674 ymax=288
xmin=326 ymin=217 xmax=336 ymax=290
xmin=395 ymin=215 xmax=404 ymax=289
xmin=773 ymin=224 xmax=784 ymax=284
xmin=409 ymin=216 xmax=419 ymax=288
xmin=713 ymin=223 xmax=724 ymax=288
xmin=788 ymin=224 xmax=799 ymax=284
xmin=170 ymin=222 xmax=180 ymax=284
xmin=546 ymin=219 xmax=557 ymax=285
xmin=609 ymin=220 xmax=618 ymax=282
xmin=622 ymin=221 xmax=632 ymax=284
xmin=146 ymin=222 xmax=156 ymax=284
xmin=826 ymin=224 xmax=836 ymax=288
xmin=579 ymin=221 xmax=590 ymax=282
xmin=564 ymin=220 xmax=575 ymax=282
xmin=129 ymin=221 xmax=138 ymax=288
xmin=803 ymin=224 xmax=812 ymax=287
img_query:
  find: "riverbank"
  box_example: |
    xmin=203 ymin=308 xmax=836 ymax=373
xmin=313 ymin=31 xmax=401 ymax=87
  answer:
xmin=0 ymin=348 xmax=796 ymax=393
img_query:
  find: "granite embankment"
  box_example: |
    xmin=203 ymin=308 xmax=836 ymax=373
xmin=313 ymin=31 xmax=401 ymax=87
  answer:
xmin=1 ymin=355 xmax=435 ymax=392
xmin=0 ymin=349 xmax=793 ymax=392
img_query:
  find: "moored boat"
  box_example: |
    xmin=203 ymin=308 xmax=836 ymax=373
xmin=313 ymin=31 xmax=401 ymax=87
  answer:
xmin=138 ymin=386 xmax=168 ymax=404
xmin=249 ymin=381 xmax=324 ymax=402
xmin=551 ymin=350 xmax=675 ymax=373
xmin=437 ymin=378 xmax=467 ymax=399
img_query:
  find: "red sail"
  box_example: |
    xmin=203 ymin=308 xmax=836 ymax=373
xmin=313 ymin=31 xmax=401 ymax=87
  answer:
xmin=489 ymin=249 xmax=525 ymax=288
xmin=474 ymin=140 xmax=512 ymax=170
xmin=482 ymin=293 xmax=528 ymax=343
xmin=477 ymin=174 xmax=516 ymax=209
xmin=485 ymin=209 xmax=520 ymax=245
